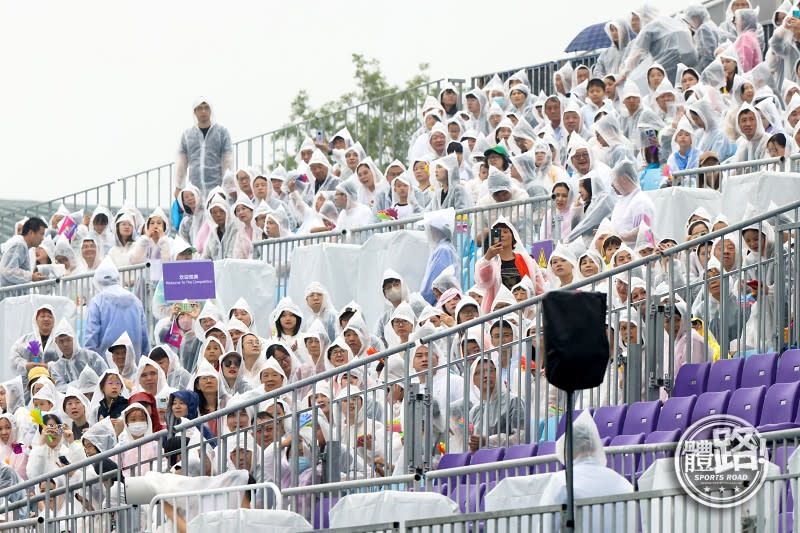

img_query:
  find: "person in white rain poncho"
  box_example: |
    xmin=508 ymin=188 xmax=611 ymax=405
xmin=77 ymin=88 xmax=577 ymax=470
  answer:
xmin=383 ymin=301 xmax=417 ymax=348
xmin=131 ymin=356 xmax=169 ymax=399
xmin=108 ymin=212 xmax=137 ymax=268
xmin=129 ymin=207 xmax=172 ymax=282
xmin=84 ymin=205 xmax=115 ymax=254
xmin=303 ymin=282 xmax=338 ymax=342
xmin=174 ymin=98 xmax=233 ymax=199
xmin=218 ymin=351 xmax=252 ymax=397
xmin=464 ymin=87 xmax=490 ymax=136
xmin=388 ymin=171 xmax=424 ymax=219
xmin=683 ymin=4 xmax=721 ymax=72
xmin=374 ymin=269 xmax=410 ymax=347
xmin=617 ymin=5 xmax=698 ymax=85
xmin=11 ymin=304 xmax=60 ymax=383
xmin=475 ymin=168 xmax=530 ymax=243
xmin=0 ymin=377 xmax=26 ymax=418
xmin=48 ymin=319 xmax=108 ymax=393
xmin=594 ymin=114 xmax=635 ymax=169
xmin=353 ymin=157 xmax=387 ymax=211
xmin=609 ymin=160 xmax=655 ymax=245
xmin=546 ymin=179 xmax=583 ymax=242
xmin=547 ymin=244 xmax=584 ymax=289
xmin=271 ymin=297 xmax=305 ymax=352
xmin=566 ymin=170 xmax=616 ymax=248
xmin=53 ymin=235 xmax=85 ymax=276
xmin=1 ymin=218 xmax=47 ymax=287
xmin=430 ymin=154 xmax=472 ymax=210
xmin=302 ymin=149 xmax=342 ymax=206
xmin=0 ymin=413 xmax=28 ymax=480
xmin=332 ymin=386 xmax=388 ymax=478
xmin=334 ymin=178 xmax=375 ymax=231
xmin=686 ymin=97 xmax=735 ymax=162
xmin=734 ymin=101 xmax=769 ymax=163
xmin=594 ymin=18 xmax=633 ymax=77
xmin=338 ymin=142 xmax=366 ymax=181
xmin=201 ymin=195 xmax=252 ymax=260
xmin=567 ymin=133 xmax=613 ymax=186
xmin=465 ymin=353 xmax=524 ymax=452
xmin=540 ymin=410 xmax=634 ymax=533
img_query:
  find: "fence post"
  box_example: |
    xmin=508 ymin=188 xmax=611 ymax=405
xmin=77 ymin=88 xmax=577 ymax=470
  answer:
xmin=645 ymin=304 xmax=667 ymax=401
xmin=404 ymin=382 xmax=425 ymax=475
xmin=322 ymin=441 xmax=341 ymax=484
xmin=625 ymin=343 xmax=642 ymax=405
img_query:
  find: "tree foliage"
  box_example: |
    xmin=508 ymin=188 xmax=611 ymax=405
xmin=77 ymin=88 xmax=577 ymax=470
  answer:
xmin=276 ymin=54 xmax=435 ymax=169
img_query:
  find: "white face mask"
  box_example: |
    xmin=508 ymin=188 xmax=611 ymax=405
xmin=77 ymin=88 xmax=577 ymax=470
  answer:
xmin=127 ymin=422 xmax=148 ymax=437
xmin=385 ymin=286 xmax=403 ymax=304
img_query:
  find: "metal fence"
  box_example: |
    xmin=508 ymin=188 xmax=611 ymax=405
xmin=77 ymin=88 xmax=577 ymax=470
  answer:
xmin=470 ymin=54 xmax=600 ymax=96
xmin=0 ymin=78 xmax=464 ymax=241
xmin=0 ymin=195 xmax=798 ymax=530
xmin=253 ymin=195 xmax=557 ymax=303
xmin=0 ymin=262 xmax=152 ymax=345
xmin=670 ymin=155 xmax=789 ymax=187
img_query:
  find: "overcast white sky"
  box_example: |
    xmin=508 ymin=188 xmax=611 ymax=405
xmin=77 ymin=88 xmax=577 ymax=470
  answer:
xmin=1 ymin=0 xmax=698 ymax=202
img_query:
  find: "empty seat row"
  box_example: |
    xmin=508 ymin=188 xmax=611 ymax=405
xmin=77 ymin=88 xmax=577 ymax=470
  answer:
xmin=672 ymin=350 xmax=800 ymax=397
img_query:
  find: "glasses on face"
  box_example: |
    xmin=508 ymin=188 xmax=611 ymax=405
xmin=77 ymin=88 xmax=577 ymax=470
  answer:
xmin=223 ymin=359 xmax=241 ymax=368
xmin=105 ymin=381 xmax=122 ymax=387
xmin=573 ymin=152 xmax=590 ymax=161
xmin=243 ymin=340 xmax=260 ymax=347
xmin=329 ymin=349 xmax=347 ymax=357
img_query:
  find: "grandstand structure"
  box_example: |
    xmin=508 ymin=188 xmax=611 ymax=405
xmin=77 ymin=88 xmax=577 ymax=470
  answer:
xmin=2 ymin=4 xmax=800 ymax=532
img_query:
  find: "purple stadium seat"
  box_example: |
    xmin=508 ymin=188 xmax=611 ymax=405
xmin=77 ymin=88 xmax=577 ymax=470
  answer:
xmin=313 ymin=497 xmax=338 ymax=530
xmin=757 ymin=381 xmax=800 ymax=433
xmin=656 ymin=395 xmax=696 ymax=432
xmin=726 ymin=386 xmax=766 ymax=427
xmin=621 ymin=401 xmax=661 ymax=435
xmin=690 ymin=391 xmax=731 ymax=424
xmin=641 ymin=429 xmax=682 ymax=472
xmin=435 ymin=452 xmax=472 ymax=487
xmin=593 ymin=405 xmax=628 ymax=440
xmin=672 ymin=363 xmax=710 ymax=397
xmin=535 ymin=441 xmax=561 ymax=473
xmin=706 ymin=357 xmax=744 ymax=392
xmin=779 ymin=513 xmax=793 ymax=533
xmin=773 ymin=445 xmax=797 ymax=514
xmin=740 ymin=352 xmax=778 ymax=388
xmin=556 ymin=409 xmax=594 ymax=438
xmin=608 ymin=433 xmax=645 ymax=479
xmin=502 ymin=444 xmax=537 ymax=477
xmin=777 ymin=349 xmax=800 ymax=383
xmin=468 ymin=447 xmax=505 ymax=485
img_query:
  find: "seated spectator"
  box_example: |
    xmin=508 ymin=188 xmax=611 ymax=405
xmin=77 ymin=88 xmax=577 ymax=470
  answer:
xmin=0 ymin=217 xmax=47 ymax=288
xmin=0 ymin=414 xmax=28 ymax=480
xmin=104 ymin=333 xmax=138 ymax=389
xmin=27 ymin=413 xmax=85 ymax=480
xmin=93 ymin=370 xmax=129 ymax=422
xmin=81 ymin=417 xmax=118 ymax=458
xmin=475 ymin=216 xmax=546 ymax=314
xmin=61 ymin=386 xmax=93 ymax=438
xmin=202 ymin=196 xmax=253 ymax=260
xmin=116 ymin=402 xmax=160 ymax=475
xmin=467 ymin=354 xmax=524 ymax=452
xmin=11 ymin=304 xmax=60 ymax=383
xmin=148 ymin=345 xmax=191 ymax=390
xmin=609 ymin=160 xmax=655 ymax=245
xmin=48 ymin=319 xmax=108 ymax=393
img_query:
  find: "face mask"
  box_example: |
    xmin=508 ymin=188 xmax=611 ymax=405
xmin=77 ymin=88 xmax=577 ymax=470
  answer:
xmin=385 ymin=286 xmax=403 ymax=304
xmin=127 ymin=422 xmax=148 ymax=437
xmin=297 ymin=456 xmax=311 ymax=473
xmin=493 ymin=97 xmax=506 ymax=109
xmin=178 ymin=316 xmax=193 ymax=331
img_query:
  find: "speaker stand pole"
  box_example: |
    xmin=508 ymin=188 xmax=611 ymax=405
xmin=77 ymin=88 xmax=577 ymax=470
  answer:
xmin=563 ymin=390 xmax=575 ymax=533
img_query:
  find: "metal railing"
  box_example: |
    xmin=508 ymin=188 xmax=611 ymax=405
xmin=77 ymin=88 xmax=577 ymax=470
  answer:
xmin=0 ymin=262 xmax=152 ymax=345
xmin=0 ymin=198 xmax=798 ymax=529
xmin=470 ymin=54 xmax=599 ymax=95
xmin=670 ymin=155 xmax=789 ymax=187
xmin=254 ymin=194 xmax=557 ymax=303
xmin=0 ymin=78 xmax=464 ymax=240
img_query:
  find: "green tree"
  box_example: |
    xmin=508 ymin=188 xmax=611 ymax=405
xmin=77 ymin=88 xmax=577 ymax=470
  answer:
xmin=281 ymin=54 xmax=438 ymax=170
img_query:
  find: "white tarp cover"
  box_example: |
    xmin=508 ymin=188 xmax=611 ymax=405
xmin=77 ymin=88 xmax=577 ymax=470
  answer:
xmin=287 ymin=230 xmax=429 ymax=332
xmin=328 ymin=490 xmax=459 ymax=529
xmin=484 ymin=473 xmax=555 ymax=533
xmin=187 ymin=509 xmax=311 ymax=533
xmin=643 ymin=187 xmax=721 ymax=243
xmin=214 ymin=259 xmax=276 ymax=336
xmin=644 ymin=171 xmax=800 ymax=244
xmin=720 ymin=171 xmax=800 ymax=222
xmin=0 ymin=294 xmax=77 ymax=382
xmin=637 ymin=457 xmax=779 ymax=533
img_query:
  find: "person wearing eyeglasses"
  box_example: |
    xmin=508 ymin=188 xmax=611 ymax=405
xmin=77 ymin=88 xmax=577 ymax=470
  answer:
xmin=93 ymin=370 xmax=129 ymax=422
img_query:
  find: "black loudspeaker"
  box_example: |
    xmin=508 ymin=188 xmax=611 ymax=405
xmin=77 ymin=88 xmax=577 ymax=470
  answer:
xmin=542 ymin=290 xmax=610 ymax=392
